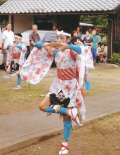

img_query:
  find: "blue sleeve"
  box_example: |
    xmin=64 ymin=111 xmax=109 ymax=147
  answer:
xmin=15 ymin=44 xmax=22 ymax=50
xmin=34 ymin=40 xmax=45 ymax=48
xmin=7 ymin=44 xmax=10 ymax=50
xmin=67 ymin=43 xmax=81 ymax=54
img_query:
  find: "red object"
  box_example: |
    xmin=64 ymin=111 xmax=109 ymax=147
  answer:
xmin=57 ymin=67 xmax=76 ymax=80
xmin=22 ymin=75 xmax=28 ymax=81
xmin=99 ymin=55 xmax=103 ymax=60
xmin=2 ymin=43 xmax=4 ymax=52
xmin=84 ymin=49 xmax=88 ymax=53
xmin=13 ymin=53 xmax=21 ymax=59
xmin=81 ymin=89 xmax=84 ymax=99
xmin=70 ymin=49 xmax=76 ymax=61
xmin=72 ymin=117 xmax=76 ymax=122
xmin=35 ymin=68 xmax=41 ymax=74
xmin=46 ymin=53 xmax=53 ymax=59
xmin=61 ymin=144 xmax=70 ymax=150
xmin=77 ymin=103 xmax=82 ymax=108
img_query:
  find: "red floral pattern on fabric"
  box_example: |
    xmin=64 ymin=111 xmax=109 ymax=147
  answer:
xmin=22 ymin=75 xmax=28 ymax=81
xmin=35 ymin=68 xmax=41 ymax=74
xmin=29 ymin=58 xmax=34 ymax=64
xmin=46 ymin=53 xmax=53 ymax=59
xmin=65 ymin=85 xmax=71 ymax=92
xmin=84 ymin=49 xmax=88 ymax=54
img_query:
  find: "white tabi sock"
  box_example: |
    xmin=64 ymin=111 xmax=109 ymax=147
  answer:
xmin=62 ymin=142 xmax=68 ymax=146
xmin=68 ymin=108 xmax=77 ymax=118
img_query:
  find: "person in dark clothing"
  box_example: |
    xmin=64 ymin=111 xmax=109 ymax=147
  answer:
xmin=71 ymin=30 xmax=81 ymax=45
xmin=26 ymin=25 xmax=40 ymax=59
xmin=83 ymin=30 xmax=93 ymax=47
xmin=29 ymin=24 xmax=40 ymax=51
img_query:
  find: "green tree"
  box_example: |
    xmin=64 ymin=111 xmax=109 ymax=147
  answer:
xmin=80 ymin=15 xmax=108 ymax=29
xmin=0 ymin=0 xmax=6 ymax=6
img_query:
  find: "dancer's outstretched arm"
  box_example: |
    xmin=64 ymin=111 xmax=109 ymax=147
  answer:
xmin=34 ymin=41 xmax=57 ymax=53
xmin=52 ymin=43 xmax=81 ymax=54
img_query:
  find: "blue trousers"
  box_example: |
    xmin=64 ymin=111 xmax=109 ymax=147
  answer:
xmin=17 ymin=75 xmax=22 ymax=86
xmin=45 ymin=106 xmax=72 ymax=141
xmin=63 ymin=120 xmax=72 ymax=140
xmin=92 ymin=48 xmax=97 ymax=61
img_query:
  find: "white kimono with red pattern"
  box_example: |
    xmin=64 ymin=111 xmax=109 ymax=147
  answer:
xmin=20 ymin=45 xmax=94 ymax=120
xmin=7 ymin=43 xmax=27 ymax=69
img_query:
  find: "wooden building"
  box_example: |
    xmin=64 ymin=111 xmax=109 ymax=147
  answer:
xmin=107 ymin=7 xmax=120 ymax=58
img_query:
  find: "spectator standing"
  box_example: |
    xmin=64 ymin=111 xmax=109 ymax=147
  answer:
xmin=83 ymin=30 xmax=93 ymax=47
xmin=2 ymin=23 xmax=14 ymax=70
xmin=29 ymin=25 xmax=40 ymax=52
xmin=89 ymin=27 xmax=93 ymax=34
xmin=90 ymin=29 xmax=99 ymax=63
xmin=77 ymin=25 xmax=82 ymax=39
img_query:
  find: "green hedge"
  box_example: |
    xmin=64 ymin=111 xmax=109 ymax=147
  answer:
xmin=111 ymin=53 xmax=120 ymax=64
xmin=102 ymin=39 xmax=108 ymax=46
xmin=0 ymin=0 xmax=6 ymax=6
xmin=99 ymin=33 xmax=106 ymax=37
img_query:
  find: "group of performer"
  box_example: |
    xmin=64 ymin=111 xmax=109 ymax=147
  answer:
xmin=4 ymin=25 xmax=94 ymax=154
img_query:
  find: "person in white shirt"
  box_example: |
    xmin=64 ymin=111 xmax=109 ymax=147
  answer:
xmin=2 ymin=23 xmax=14 ymax=70
xmin=96 ymin=43 xmax=107 ymax=63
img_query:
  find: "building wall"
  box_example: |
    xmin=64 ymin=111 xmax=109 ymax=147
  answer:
xmin=14 ymin=15 xmax=34 ymax=33
xmin=13 ymin=14 xmax=80 ymax=33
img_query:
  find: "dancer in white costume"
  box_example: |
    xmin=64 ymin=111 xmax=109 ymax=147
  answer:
xmin=21 ymin=28 xmax=94 ymax=154
xmin=7 ymin=33 xmax=27 ymax=89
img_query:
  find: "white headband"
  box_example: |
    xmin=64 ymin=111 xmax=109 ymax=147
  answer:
xmin=56 ymin=30 xmax=71 ymax=37
xmin=15 ymin=35 xmax=22 ymax=39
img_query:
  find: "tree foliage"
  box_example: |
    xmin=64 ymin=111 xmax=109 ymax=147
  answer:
xmin=0 ymin=0 xmax=6 ymax=6
xmin=111 ymin=53 xmax=120 ymax=64
xmin=80 ymin=15 xmax=108 ymax=29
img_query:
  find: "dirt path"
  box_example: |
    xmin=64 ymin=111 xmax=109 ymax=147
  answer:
xmin=7 ymin=112 xmax=120 ymax=155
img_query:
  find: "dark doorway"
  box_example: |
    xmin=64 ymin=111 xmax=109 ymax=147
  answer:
xmin=35 ymin=15 xmax=53 ymax=30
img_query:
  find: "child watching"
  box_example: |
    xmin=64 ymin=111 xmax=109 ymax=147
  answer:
xmin=96 ymin=43 xmax=107 ymax=63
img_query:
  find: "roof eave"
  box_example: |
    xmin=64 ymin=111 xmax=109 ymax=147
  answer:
xmin=113 ymin=5 xmax=120 ymax=14
xmin=0 ymin=10 xmax=117 ymax=16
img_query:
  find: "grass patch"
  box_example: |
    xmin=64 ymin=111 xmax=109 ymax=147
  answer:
xmin=0 ymin=68 xmax=120 ymax=115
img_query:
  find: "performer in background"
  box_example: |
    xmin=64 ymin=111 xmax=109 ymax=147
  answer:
xmin=7 ymin=33 xmax=27 ymax=89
